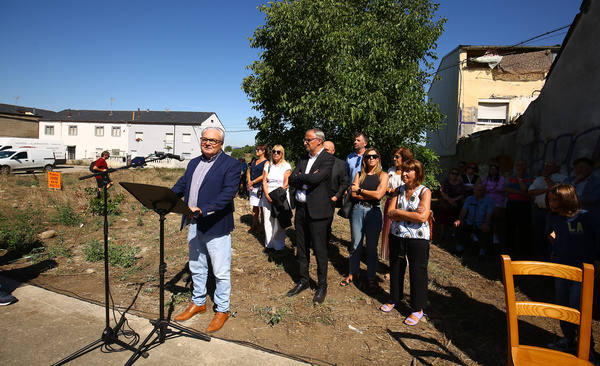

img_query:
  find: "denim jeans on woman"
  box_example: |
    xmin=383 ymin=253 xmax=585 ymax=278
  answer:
xmin=349 ymin=203 xmax=382 ymax=279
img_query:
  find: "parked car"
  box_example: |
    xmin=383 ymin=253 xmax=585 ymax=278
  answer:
xmin=0 ymin=148 xmax=56 ymax=175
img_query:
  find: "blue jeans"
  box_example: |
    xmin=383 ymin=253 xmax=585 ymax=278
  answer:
xmin=349 ymin=203 xmax=382 ymax=279
xmin=187 ymin=224 xmax=231 ymax=313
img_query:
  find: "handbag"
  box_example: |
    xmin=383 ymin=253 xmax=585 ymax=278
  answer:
xmin=337 ymin=188 xmax=354 ymax=219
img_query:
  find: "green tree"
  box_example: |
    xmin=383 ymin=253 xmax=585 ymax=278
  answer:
xmin=243 ymin=0 xmax=445 ymax=187
xmin=225 ymin=145 xmax=233 ymax=153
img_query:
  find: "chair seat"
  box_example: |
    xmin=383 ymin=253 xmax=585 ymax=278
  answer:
xmin=512 ymin=345 xmax=593 ymax=366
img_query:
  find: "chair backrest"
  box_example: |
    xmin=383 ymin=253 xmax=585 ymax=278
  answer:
xmin=501 ymin=255 xmax=595 ymax=361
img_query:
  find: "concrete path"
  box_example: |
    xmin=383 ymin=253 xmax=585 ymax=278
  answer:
xmin=0 ymin=277 xmax=305 ymax=365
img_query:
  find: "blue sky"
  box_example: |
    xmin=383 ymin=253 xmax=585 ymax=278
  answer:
xmin=0 ymin=0 xmax=581 ymax=147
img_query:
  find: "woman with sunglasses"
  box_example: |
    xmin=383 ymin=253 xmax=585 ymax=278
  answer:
xmin=439 ymin=168 xmax=466 ymax=242
xmin=340 ymin=148 xmax=388 ymax=291
xmin=381 ymin=147 xmax=413 ymax=272
xmin=260 ymin=145 xmax=292 ymax=252
xmin=382 ymin=159 xmax=431 ymax=326
xmin=247 ymin=145 xmax=269 ymax=232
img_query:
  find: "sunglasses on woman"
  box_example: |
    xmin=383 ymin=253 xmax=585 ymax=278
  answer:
xmin=272 ymin=150 xmax=282 ymax=154
xmin=365 ymin=154 xmax=379 ymax=160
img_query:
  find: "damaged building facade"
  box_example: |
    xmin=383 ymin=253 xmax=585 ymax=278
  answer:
xmin=427 ymin=0 xmax=599 ymax=177
xmin=427 ymin=45 xmax=561 ymax=164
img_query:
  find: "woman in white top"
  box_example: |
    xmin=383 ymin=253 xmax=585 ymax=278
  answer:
xmin=260 ymin=145 xmax=292 ymax=251
xmin=381 ymin=147 xmax=413 ymax=264
xmin=381 ymin=159 xmax=431 ymax=327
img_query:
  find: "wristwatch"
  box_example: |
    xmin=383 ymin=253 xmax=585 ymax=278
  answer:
xmin=358 ymin=188 xmax=363 ymax=195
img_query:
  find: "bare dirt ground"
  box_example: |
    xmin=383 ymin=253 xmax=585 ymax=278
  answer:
xmin=0 ymin=169 xmax=598 ymax=365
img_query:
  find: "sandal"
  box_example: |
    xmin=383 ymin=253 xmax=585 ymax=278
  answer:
xmin=379 ymin=303 xmax=395 ymax=313
xmin=404 ymin=311 xmax=424 ymax=326
xmin=339 ymin=277 xmax=353 ymax=287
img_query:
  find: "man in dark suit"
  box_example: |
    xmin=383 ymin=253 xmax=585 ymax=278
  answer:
xmin=171 ymin=127 xmax=241 ymax=333
xmin=286 ymin=128 xmax=335 ymax=304
xmin=324 ymin=140 xmax=349 ymax=242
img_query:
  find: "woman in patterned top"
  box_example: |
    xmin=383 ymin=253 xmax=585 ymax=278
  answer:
xmin=380 ymin=159 xmax=431 ymax=326
xmin=247 ymin=145 xmax=269 ymax=232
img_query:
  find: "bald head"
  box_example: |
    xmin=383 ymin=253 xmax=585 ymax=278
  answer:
xmin=323 ymin=141 xmax=335 ymax=155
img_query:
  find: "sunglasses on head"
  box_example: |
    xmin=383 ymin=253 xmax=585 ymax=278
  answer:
xmin=272 ymin=150 xmax=282 ymax=154
xmin=366 ymin=154 xmax=379 ymax=160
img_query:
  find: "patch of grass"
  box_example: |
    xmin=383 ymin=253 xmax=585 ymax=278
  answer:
xmin=50 ymin=199 xmax=82 ymax=226
xmin=83 ymin=239 xmax=140 ymax=268
xmin=119 ymin=265 xmax=142 ymax=281
xmin=166 ymin=290 xmax=192 ymax=308
xmin=136 ymin=214 xmax=143 ymax=226
xmin=84 ymin=187 xmax=125 ymax=216
xmin=16 ymin=177 xmax=39 ymax=186
xmin=0 ymin=207 xmax=43 ymax=253
xmin=253 ymin=305 xmax=291 ymax=326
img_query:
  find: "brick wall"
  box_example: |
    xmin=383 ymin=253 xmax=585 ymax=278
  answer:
xmin=0 ymin=116 xmax=39 ymax=138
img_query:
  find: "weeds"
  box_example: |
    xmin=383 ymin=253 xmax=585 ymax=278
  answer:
xmin=166 ymin=290 xmax=192 ymax=308
xmin=0 ymin=207 xmax=43 ymax=253
xmin=253 ymin=305 xmax=291 ymax=326
xmin=50 ymin=198 xmax=81 ymax=226
xmin=16 ymin=177 xmax=39 ymax=186
xmin=82 ymin=238 xmax=140 ymax=268
xmin=119 ymin=265 xmax=142 ymax=281
xmin=84 ymin=187 xmax=125 ymax=216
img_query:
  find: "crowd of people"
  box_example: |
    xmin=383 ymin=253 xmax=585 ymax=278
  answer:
xmin=438 ymin=158 xmax=600 ymax=263
xmin=170 ymin=125 xmax=599 ymax=353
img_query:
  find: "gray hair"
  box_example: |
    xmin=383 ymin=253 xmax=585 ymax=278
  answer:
xmin=203 ymin=127 xmax=225 ymax=141
xmin=312 ymin=128 xmax=325 ymax=142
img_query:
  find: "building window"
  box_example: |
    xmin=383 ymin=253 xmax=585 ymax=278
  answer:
xmin=165 ymin=133 xmax=174 ymax=143
xmin=181 ymin=152 xmax=191 ymax=159
xmin=477 ymin=101 xmax=508 ymax=124
xmin=111 ymin=149 xmax=120 ymax=156
xmin=182 ymin=133 xmax=191 ymax=143
xmin=111 ymin=126 xmax=121 ymax=137
xmin=68 ymin=125 xmax=77 ymax=136
xmin=96 ymin=148 xmax=103 ymax=157
xmin=45 ymin=125 xmax=54 ymax=135
xmin=135 ymin=132 xmax=143 ymax=141
xmin=95 ymin=126 xmax=104 ymax=136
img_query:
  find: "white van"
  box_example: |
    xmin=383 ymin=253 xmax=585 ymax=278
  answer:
xmin=0 ymin=148 xmax=55 ymax=174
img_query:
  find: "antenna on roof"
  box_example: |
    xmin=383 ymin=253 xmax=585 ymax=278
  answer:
xmin=109 ymin=97 xmax=115 ymax=116
xmin=14 ymin=96 xmax=19 ymax=106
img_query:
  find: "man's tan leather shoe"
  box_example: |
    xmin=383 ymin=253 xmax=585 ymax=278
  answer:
xmin=174 ymin=303 xmax=206 ymax=321
xmin=206 ymin=311 xmax=229 ymax=333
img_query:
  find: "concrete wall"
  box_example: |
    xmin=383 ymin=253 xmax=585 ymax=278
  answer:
xmin=427 ymin=48 xmax=460 ymax=156
xmin=0 ymin=115 xmax=39 ymax=138
xmin=440 ymin=1 xmax=600 ymax=178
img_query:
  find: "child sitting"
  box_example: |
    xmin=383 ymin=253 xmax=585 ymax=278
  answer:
xmin=545 ymin=184 xmax=599 ymax=354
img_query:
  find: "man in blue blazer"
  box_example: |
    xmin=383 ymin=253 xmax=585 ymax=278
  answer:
xmin=171 ymin=127 xmax=241 ymax=333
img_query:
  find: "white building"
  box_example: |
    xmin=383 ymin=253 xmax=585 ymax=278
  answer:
xmin=39 ymin=109 xmax=224 ymax=160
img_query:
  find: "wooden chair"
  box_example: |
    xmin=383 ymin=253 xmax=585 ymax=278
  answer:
xmin=501 ymin=255 xmax=595 ymax=366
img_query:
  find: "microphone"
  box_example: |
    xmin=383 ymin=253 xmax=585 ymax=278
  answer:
xmin=166 ymin=153 xmax=185 ymax=161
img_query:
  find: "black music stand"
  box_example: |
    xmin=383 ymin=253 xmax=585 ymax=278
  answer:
xmin=119 ymin=182 xmax=210 ymax=365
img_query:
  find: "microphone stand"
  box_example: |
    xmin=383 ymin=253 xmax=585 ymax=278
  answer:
xmin=52 ymin=153 xmax=180 ymax=365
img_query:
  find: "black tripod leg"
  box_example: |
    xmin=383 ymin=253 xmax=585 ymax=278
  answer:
xmin=168 ymin=322 xmax=211 ymax=341
xmin=124 ymin=324 xmax=160 ymax=366
xmin=52 ymin=338 xmax=104 ymax=366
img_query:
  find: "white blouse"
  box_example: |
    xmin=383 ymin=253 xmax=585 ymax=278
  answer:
xmin=390 ymin=185 xmax=430 ymax=240
xmin=387 ymin=167 xmax=404 ymax=190
xmin=264 ymin=161 xmax=292 ymax=193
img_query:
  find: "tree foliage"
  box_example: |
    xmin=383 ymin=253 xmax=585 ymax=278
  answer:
xmin=243 ymin=0 xmax=445 ymax=186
